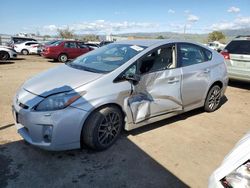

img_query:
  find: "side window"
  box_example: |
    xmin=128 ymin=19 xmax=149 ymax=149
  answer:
xmin=179 ymin=44 xmax=207 ymax=67
xmin=124 ymin=64 xmax=137 ymax=77
xmin=203 ymin=49 xmax=212 ymax=61
xmin=78 ymin=42 xmax=87 ymax=48
xmin=139 ymin=45 xmax=176 ymax=74
xmin=64 ymin=42 xmax=77 ymax=48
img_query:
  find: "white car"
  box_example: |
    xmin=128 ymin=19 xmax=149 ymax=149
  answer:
xmin=209 ymin=131 xmax=250 ymax=188
xmin=0 ymin=45 xmax=17 ymax=60
xmin=14 ymin=41 xmax=40 ymax=55
xmin=207 ymin=41 xmax=226 ymax=52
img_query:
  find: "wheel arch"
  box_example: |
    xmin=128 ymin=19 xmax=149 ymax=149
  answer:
xmin=204 ymin=80 xmax=224 ymax=105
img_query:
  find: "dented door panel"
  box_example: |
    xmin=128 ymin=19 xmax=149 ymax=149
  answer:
xmin=126 ymin=69 xmax=182 ymax=124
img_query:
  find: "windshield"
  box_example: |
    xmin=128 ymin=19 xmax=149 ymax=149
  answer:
xmin=67 ymin=43 xmax=146 ymax=73
xmin=50 ymin=40 xmax=63 ymax=46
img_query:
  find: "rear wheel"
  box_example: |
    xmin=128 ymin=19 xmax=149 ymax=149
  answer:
xmin=0 ymin=51 xmax=10 ymax=60
xmin=82 ymin=106 xmax=123 ymax=150
xmin=58 ymin=54 xmax=68 ymax=62
xmin=204 ymin=85 xmax=222 ymax=112
xmin=21 ymin=49 xmax=29 ymax=55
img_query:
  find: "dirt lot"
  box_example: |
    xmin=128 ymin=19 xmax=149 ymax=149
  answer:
xmin=0 ymin=55 xmax=250 ymax=188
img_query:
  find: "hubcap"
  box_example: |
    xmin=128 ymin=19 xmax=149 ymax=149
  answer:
xmin=97 ymin=112 xmax=121 ymax=146
xmin=208 ymin=87 xmax=221 ymax=110
xmin=61 ymin=55 xmax=67 ymax=62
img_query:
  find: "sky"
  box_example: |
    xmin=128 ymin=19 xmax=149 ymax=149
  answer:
xmin=1 ymin=0 xmax=250 ymax=35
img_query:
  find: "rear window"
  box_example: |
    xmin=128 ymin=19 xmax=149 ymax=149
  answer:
xmin=225 ymin=40 xmax=250 ymax=55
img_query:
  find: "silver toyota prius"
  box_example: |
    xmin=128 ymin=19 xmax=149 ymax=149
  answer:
xmin=12 ymin=40 xmax=228 ymax=151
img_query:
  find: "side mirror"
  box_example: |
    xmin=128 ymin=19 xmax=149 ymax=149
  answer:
xmin=124 ymin=73 xmax=141 ymax=84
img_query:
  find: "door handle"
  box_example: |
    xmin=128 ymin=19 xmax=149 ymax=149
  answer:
xmin=168 ymin=78 xmax=179 ymax=84
xmin=203 ymin=68 xmax=210 ymax=74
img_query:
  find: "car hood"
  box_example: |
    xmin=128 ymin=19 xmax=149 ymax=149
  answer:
xmin=23 ymin=64 xmax=102 ymax=97
xmin=209 ymin=131 xmax=250 ymax=182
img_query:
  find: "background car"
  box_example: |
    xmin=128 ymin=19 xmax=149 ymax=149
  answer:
xmin=207 ymin=41 xmax=226 ymax=52
xmin=41 ymin=40 xmax=93 ymax=62
xmin=99 ymin=40 xmax=113 ymax=47
xmin=37 ymin=40 xmax=59 ymax=55
xmin=221 ymin=35 xmax=250 ymax=82
xmin=85 ymin=43 xmax=99 ymax=49
xmin=0 ymin=45 xmax=17 ymax=60
xmin=8 ymin=36 xmax=37 ymax=48
xmin=14 ymin=41 xmax=40 ymax=55
xmin=209 ymin=131 xmax=250 ymax=188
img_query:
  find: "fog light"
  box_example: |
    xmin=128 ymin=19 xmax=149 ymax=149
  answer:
xmin=43 ymin=125 xmax=53 ymax=143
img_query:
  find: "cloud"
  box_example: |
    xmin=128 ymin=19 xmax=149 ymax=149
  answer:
xmin=42 ymin=20 xmax=159 ymax=34
xmin=43 ymin=25 xmax=57 ymax=31
xmin=187 ymin=14 xmax=199 ymax=23
xmin=227 ymin=6 xmax=240 ymax=13
xmin=184 ymin=10 xmax=190 ymax=14
xmin=168 ymin=9 xmax=175 ymax=14
xmin=210 ymin=16 xmax=250 ymax=30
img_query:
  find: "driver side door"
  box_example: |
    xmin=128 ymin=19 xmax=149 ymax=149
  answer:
xmin=126 ymin=44 xmax=183 ymax=124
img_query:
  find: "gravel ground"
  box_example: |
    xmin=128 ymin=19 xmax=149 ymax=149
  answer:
xmin=0 ymin=55 xmax=249 ymax=188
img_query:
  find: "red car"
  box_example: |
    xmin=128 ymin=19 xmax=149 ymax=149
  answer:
xmin=41 ymin=40 xmax=93 ymax=62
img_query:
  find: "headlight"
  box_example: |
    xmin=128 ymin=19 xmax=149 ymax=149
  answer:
xmin=35 ymin=92 xmax=83 ymax=111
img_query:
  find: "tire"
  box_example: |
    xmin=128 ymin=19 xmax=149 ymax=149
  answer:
xmin=82 ymin=106 xmax=123 ymax=150
xmin=58 ymin=54 xmax=68 ymax=62
xmin=204 ymin=85 xmax=222 ymax=112
xmin=21 ymin=49 xmax=29 ymax=55
xmin=0 ymin=51 xmax=10 ymax=60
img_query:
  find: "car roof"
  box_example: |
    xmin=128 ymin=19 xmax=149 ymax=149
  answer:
xmin=233 ymin=35 xmax=250 ymax=41
xmin=114 ymin=39 xmax=203 ymax=48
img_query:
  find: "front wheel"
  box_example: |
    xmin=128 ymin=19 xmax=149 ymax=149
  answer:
xmin=0 ymin=51 xmax=10 ymax=60
xmin=82 ymin=106 xmax=123 ymax=150
xmin=204 ymin=85 xmax=222 ymax=112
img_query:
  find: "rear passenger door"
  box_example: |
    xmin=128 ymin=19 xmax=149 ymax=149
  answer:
xmin=177 ymin=43 xmax=212 ymax=109
xmin=64 ymin=42 xmax=78 ymax=59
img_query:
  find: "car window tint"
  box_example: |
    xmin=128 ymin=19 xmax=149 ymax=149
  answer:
xmin=203 ymin=49 xmax=212 ymax=61
xmin=179 ymin=44 xmax=207 ymax=67
xmin=64 ymin=42 xmax=77 ymax=48
xmin=78 ymin=43 xmax=87 ymax=48
xmin=26 ymin=42 xmax=37 ymax=46
xmin=225 ymin=40 xmax=250 ymax=55
xmin=139 ymin=45 xmax=175 ymax=74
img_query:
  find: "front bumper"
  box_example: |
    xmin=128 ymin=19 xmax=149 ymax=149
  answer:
xmin=9 ymin=50 xmax=17 ymax=59
xmin=12 ymin=90 xmax=89 ymax=151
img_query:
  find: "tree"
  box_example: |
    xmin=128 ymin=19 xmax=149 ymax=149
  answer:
xmin=57 ymin=27 xmax=74 ymax=39
xmin=156 ymin=35 xmax=164 ymax=39
xmin=81 ymin=34 xmax=100 ymax=42
xmin=207 ymin=31 xmax=226 ymax=42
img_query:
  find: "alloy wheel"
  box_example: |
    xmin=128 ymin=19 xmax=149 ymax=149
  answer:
xmin=97 ymin=112 xmax=121 ymax=146
xmin=208 ymin=86 xmax=221 ymax=110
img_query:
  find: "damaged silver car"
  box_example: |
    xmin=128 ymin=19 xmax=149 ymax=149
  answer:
xmin=12 ymin=40 xmax=228 ymax=151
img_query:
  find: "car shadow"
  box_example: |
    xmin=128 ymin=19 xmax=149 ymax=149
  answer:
xmin=129 ymin=95 xmax=228 ymax=136
xmin=228 ymin=80 xmax=250 ymax=90
xmin=13 ymin=58 xmax=25 ymax=60
xmin=0 ymin=61 xmax=15 ymax=65
xmin=0 ymin=136 xmax=189 ymax=188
